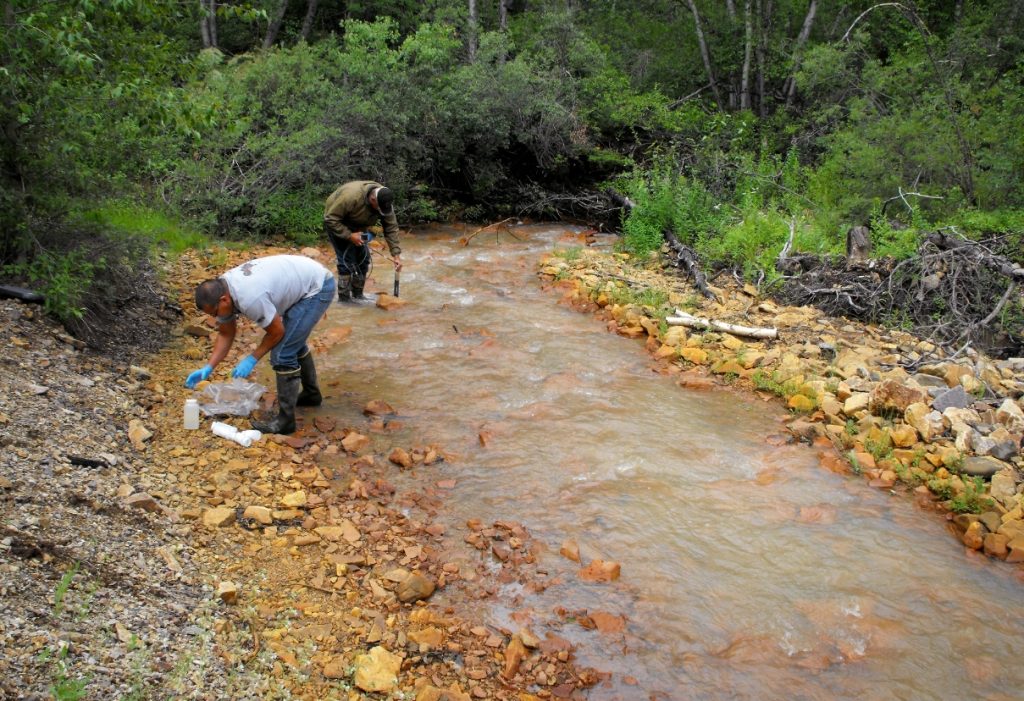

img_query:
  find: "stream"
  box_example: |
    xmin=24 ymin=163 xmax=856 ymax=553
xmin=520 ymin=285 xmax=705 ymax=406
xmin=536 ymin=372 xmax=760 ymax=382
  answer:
xmin=313 ymin=224 xmax=1023 ymax=701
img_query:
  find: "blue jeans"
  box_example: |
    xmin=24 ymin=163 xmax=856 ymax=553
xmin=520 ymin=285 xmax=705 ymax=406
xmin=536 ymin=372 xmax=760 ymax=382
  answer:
xmin=270 ymin=275 xmax=335 ymax=371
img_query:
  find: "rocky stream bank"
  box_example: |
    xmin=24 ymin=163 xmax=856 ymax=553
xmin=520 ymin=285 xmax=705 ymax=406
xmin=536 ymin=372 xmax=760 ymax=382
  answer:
xmin=539 ymin=246 xmax=1024 ymax=573
xmin=0 ymin=244 xmax=601 ymax=701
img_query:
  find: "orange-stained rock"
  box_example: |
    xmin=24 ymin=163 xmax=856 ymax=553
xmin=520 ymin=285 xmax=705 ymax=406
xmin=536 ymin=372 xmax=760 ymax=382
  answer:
xmin=962 ymin=521 xmax=985 ymax=550
xmin=870 ymin=380 xmax=925 ymax=414
xmin=578 ymin=559 xmax=620 ymax=582
xmin=397 ymin=571 xmax=436 ymax=603
xmin=589 ymin=611 xmax=626 ymax=634
xmin=375 ymin=293 xmax=407 ymax=311
xmin=364 ymin=399 xmax=395 ymax=415
xmin=680 ymin=347 xmax=709 ymax=365
xmin=502 ymin=635 xmax=528 ymax=679
xmin=389 ymin=447 xmax=413 ymax=468
xmin=559 ymin=539 xmax=580 ymax=562
xmin=342 ymin=431 xmax=370 ymax=453
xmin=353 ymin=646 xmax=401 ymax=692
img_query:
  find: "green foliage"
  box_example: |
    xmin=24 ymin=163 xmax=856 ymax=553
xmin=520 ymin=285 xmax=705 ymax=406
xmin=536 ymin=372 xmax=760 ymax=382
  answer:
xmin=864 ymin=434 xmax=894 ymax=463
xmin=950 ymin=477 xmax=994 ymax=514
xmin=80 ymin=202 xmax=207 ymax=255
xmin=38 ymin=644 xmax=87 ymax=701
xmin=3 ymin=249 xmax=99 ymax=323
xmin=751 ymin=370 xmax=800 ymax=399
xmin=52 ymin=562 xmax=81 ymax=616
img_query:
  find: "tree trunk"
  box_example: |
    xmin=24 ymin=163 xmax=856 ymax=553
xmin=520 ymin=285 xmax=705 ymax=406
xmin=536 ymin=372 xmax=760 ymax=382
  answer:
xmin=300 ymin=0 xmax=319 ymax=41
xmin=756 ymin=0 xmax=772 ymax=117
xmin=684 ymin=0 xmax=723 ymax=110
xmin=783 ymin=0 xmax=817 ymax=108
xmin=199 ymin=0 xmax=212 ymax=48
xmin=467 ymin=0 xmax=478 ymax=63
xmin=263 ymin=0 xmax=289 ymax=49
xmin=208 ymin=0 xmax=218 ymax=48
xmin=499 ymin=0 xmax=510 ymax=31
xmin=740 ymin=0 xmax=753 ymax=110
xmin=725 ymin=0 xmax=736 ymax=21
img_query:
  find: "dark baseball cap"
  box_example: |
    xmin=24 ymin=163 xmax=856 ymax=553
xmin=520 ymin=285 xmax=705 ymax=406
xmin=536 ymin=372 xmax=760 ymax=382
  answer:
xmin=374 ymin=187 xmax=394 ymax=215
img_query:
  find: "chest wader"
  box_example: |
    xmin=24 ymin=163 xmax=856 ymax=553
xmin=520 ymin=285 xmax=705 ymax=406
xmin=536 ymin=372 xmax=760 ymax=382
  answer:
xmin=327 ymin=226 xmax=371 ymax=302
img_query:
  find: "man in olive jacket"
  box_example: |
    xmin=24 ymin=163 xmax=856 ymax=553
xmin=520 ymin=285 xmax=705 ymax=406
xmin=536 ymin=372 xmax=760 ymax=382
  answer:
xmin=323 ymin=180 xmax=403 ymax=302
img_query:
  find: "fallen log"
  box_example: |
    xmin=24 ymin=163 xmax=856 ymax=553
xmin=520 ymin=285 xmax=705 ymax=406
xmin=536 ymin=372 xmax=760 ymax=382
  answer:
xmin=665 ymin=310 xmax=778 ymax=339
xmin=663 ymin=228 xmax=717 ymax=300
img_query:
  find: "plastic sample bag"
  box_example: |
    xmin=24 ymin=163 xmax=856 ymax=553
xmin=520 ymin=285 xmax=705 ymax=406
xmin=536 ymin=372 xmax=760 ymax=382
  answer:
xmin=198 ymin=379 xmax=267 ymax=417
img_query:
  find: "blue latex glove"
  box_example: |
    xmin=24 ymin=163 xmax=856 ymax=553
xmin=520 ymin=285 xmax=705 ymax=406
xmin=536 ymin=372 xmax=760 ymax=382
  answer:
xmin=232 ymin=354 xmax=258 ymax=379
xmin=185 ymin=364 xmax=213 ymax=389
xmin=360 ymin=231 xmax=374 ymax=243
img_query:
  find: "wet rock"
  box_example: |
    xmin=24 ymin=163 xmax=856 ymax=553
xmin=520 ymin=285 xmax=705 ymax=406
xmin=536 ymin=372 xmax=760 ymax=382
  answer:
xmin=341 ymin=431 xmax=370 ymax=453
xmin=933 ymin=386 xmax=971 ymax=413
xmin=363 ymin=399 xmax=395 ymax=415
xmin=389 ymin=447 xmax=413 ymax=468
xmin=962 ymin=456 xmax=1006 ymax=478
xmin=1006 ymin=536 xmax=1024 ymax=563
xmin=353 ymin=646 xmax=402 ymax=692
xmin=375 ymin=294 xmax=407 ymax=311
xmin=397 ymin=571 xmax=436 ymax=603
xmin=983 ymin=533 xmax=1009 ymax=559
xmin=578 ymin=559 xmax=620 ymax=582
xmin=962 ymin=521 xmax=985 ymax=550
xmin=559 ymin=539 xmax=580 ymax=562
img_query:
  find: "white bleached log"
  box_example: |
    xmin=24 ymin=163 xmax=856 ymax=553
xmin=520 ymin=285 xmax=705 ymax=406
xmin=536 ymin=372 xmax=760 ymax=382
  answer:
xmin=665 ymin=310 xmax=778 ymax=339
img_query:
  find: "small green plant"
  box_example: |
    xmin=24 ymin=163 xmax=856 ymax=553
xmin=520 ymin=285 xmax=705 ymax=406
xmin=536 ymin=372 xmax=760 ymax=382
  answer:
xmin=847 ymin=451 xmax=862 ymax=475
xmin=38 ymin=644 xmax=88 ymax=701
xmin=950 ymin=477 xmax=994 ymax=514
xmin=751 ymin=369 xmax=800 ymax=398
xmin=844 ymin=418 xmax=859 ymax=436
xmin=53 ymin=562 xmax=81 ymax=616
xmin=927 ymin=478 xmax=954 ymax=500
xmin=865 ymin=434 xmax=894 ymax=462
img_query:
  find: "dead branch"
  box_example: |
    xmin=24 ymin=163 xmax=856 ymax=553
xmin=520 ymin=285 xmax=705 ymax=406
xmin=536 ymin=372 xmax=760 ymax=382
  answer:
xmin=666 ymin=310 xmax=778 ymax=339
xmin=663 ymin=228 xmax=718 ymax=299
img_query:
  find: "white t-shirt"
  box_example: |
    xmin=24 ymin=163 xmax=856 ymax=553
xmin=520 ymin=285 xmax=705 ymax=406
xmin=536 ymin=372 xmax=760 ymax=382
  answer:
xmin=218 ymin=255 xmax=329 ymax=329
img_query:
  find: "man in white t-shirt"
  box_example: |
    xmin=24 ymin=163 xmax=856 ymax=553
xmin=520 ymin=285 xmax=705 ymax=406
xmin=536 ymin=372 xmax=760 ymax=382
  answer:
xmin=185 ymin=255 xmax=336 ymax=434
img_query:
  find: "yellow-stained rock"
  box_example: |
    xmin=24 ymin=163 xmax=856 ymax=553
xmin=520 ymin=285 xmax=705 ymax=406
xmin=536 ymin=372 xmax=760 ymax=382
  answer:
xmin=280 ymin=491 xmax=307 ymax=508
xmin=353 ymin=646 xmax=402 ymax=693
xmin=680 ymin=347 xmax=708 ymax=365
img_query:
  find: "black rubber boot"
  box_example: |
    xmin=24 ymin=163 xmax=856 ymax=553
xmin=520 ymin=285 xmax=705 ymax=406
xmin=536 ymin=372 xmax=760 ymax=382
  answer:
xmin=336 ymin=273 xmax=353 ymax=302
xmin=296 ymin=351 xmax=322 ymax=407
xmin=252 ymin=369 xmax=301 ymax=435
xmin=351 ymin=275 xmax=377 ymax=303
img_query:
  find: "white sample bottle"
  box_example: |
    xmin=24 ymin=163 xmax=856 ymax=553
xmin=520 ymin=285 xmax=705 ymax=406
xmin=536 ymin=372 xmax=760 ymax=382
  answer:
xmin=183 ymin=398 xmax=200 ymax=430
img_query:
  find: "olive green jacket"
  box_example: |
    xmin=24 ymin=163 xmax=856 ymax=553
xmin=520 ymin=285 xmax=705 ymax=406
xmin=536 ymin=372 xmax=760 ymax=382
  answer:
xmin=323 ymin=180 xmax=401 ymax=256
